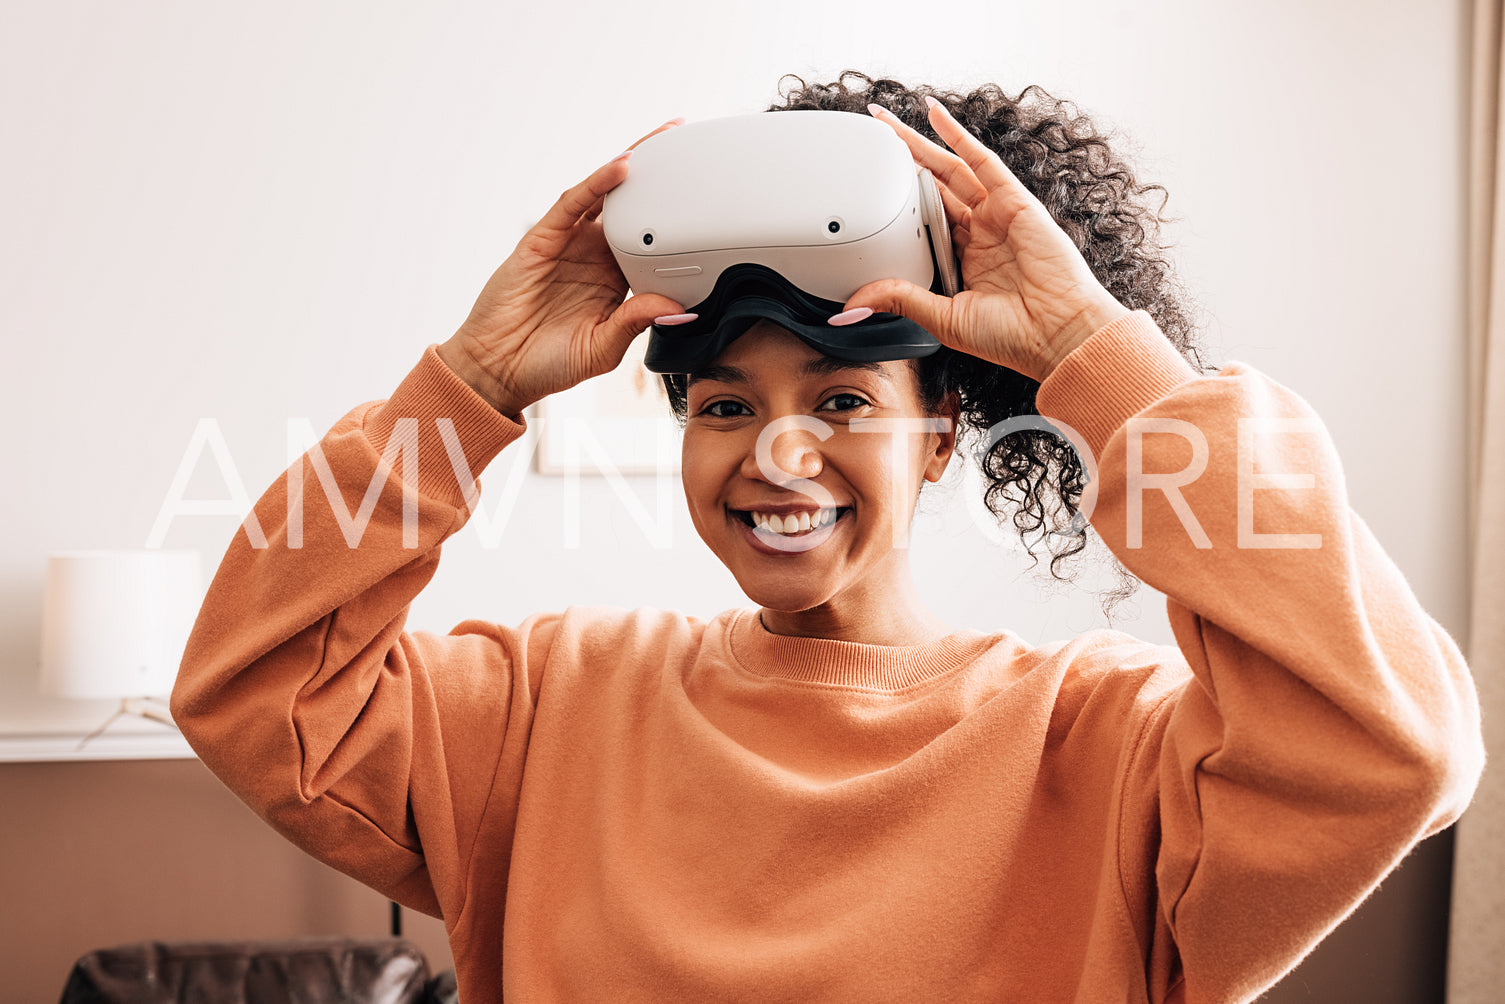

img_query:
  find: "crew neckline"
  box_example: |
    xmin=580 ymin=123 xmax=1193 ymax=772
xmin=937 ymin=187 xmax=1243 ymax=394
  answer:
xmin=726 ymin=608 xmax=999 ymax=692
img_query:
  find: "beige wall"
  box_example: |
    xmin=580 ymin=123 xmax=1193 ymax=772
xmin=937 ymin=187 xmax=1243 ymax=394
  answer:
xmin=0 ymin=759 xmax=453 ymax=1003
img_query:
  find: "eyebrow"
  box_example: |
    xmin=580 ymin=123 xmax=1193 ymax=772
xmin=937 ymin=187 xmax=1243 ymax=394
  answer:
xmin=686 ymin=356 xmax=892 ymax=389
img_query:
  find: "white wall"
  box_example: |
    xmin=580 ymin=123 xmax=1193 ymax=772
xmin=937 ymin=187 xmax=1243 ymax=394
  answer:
xmin=0 ymin=0 xmax=1467 ymax=737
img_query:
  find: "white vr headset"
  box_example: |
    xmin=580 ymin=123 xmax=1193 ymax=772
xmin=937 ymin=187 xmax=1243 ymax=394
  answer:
xmin=601 ymin=110 xmax=961 ymax=374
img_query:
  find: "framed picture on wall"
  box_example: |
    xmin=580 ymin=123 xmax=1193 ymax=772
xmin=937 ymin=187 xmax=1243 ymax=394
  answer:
xmin=532 ymin=334 xmax=683 ymax=476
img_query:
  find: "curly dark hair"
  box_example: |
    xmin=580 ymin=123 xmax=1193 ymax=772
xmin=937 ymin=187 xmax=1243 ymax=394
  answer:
xmin=661 ymin=71 xmax=1208 ymax=596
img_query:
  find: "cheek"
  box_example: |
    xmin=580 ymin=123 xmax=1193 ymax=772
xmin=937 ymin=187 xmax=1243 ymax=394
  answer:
xmin=679 ymin=433 xmax=733 ymax=518
xmin=838 ymin=439 xmax=911 ymax=513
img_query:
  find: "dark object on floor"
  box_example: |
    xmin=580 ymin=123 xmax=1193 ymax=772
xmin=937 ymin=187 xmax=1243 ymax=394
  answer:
xmin=57 ymin=937 xmax=458 ymax=1003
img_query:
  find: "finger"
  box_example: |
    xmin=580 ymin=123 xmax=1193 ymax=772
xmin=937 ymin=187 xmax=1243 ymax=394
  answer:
xmin=593 ymin=292 xmax=688 ymax=365
xmin=931 ymin=173 xmax=972 ymax=230
xmin=626 ymin=116 xmax=687 ymax=151
xmin=534 ymin=155 xmax=633 ymax=242
xmin=922 ymin=97 xmax=1035 ymax=205
xmin=580 ymin=190 xmax=609 ymax=223
xmin=836 ymin=277 xmax=958 ymax=347
xmin=867 ymin=104 xmax=987 ymax=207
xmin=534 ymin=117 xmax=687 ymax=237
xmin=586 ymin=290 xmax=689 ymax=373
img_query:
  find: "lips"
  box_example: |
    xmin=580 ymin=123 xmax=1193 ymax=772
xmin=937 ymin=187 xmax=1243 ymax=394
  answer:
xmin=734 ymin=507 xmax=845 ymax=535
xmin=728 ymin=505 xmax=851 ymax=554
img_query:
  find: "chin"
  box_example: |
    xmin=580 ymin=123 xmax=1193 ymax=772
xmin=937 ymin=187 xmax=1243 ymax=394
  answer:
xmin=730 ymin=573 xmax=834 ymax=615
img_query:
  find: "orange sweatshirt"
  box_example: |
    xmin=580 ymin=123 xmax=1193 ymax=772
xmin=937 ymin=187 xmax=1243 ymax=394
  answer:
xmin=172 ymin=311 xmax=1483 ymax=1003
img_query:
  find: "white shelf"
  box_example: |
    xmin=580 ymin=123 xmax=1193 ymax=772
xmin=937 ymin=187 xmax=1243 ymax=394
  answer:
xmin=0 ymin=731 xmax=195 ymax=763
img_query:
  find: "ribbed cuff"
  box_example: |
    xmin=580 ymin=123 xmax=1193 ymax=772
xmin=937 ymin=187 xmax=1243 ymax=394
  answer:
xmin=1034 ymin=309 xmax=1199 ymax=460
xmin=363 ymin=345 xmax=528 ymax=505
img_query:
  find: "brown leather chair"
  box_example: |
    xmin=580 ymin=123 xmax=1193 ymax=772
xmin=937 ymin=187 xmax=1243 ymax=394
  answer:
xmin=57 ymin=937 xmax=458 ymax=1003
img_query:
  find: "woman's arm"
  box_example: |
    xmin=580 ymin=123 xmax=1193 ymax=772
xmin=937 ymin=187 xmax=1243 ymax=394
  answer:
xmin=171 ymin=349 xmax=539 ymax=917
xmin=171 ymin=122 xmax=689 ymax=918
xmin=1037 ymin=312 xmax=1483 ymax=1001
xmin=849 ymin=98 xmax=1484 ymax=1001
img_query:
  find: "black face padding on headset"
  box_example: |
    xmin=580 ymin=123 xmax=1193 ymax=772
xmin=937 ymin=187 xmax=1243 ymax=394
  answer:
xmin=641 ymin=263 xmax=943 ymax=374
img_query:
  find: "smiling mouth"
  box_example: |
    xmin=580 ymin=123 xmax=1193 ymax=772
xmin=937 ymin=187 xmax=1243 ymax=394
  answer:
xmin=732 ymin=507 xmax=850 ymax=537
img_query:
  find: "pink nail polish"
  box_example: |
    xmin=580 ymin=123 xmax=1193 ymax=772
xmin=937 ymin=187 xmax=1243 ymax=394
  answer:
xmin=654 ymin=313 xmax=698 ymax=325
xmin=827 ymin=307 xmax=873 ymax=326
xmin=924 ymin=96 xmax=942 ymax=112
xmin=613 ymin=149 xmax=633 ymax=162
xmin=867 ymin=103 xmax=888 ymax=118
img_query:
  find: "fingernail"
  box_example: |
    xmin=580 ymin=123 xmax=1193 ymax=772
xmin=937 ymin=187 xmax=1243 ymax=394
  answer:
xmin=667 ymin=116 xmax=687 ymax=126
xmin=867 ymin=103 xmax=889 ymax=118
xmin=654 ymin=313 xmax=698 ymax=325
xmin=827 ymin=307 xmax=873 ymax=326
xmin=612 ymin=149 xmax=633 ymax=162
xmin=924 ymin=96 xmax=943 ymax=113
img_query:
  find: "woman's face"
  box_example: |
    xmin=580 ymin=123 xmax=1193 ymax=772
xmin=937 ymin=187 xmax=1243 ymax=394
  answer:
xmin=680 ymin=321 xmax=957 ymax=619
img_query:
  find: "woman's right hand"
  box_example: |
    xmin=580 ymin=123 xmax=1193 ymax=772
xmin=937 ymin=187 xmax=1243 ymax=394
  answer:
xmin=437 ymin=119 xmax=689 ymax=418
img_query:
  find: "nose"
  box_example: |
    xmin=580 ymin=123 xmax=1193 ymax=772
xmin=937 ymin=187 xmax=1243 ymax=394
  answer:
xmin=742 ymin=415 xmax=830 ymax=488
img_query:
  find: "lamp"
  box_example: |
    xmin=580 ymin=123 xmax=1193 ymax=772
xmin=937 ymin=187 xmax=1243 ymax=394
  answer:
xmin=41 ymin=550 xmax=204 ymax=746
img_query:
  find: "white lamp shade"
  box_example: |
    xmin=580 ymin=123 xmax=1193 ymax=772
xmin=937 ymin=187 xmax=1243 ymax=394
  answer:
xmin=40 ymin=550 xmax=205 ymax=699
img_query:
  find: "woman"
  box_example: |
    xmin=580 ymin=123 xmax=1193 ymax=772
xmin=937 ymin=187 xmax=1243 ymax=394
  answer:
xmin=173 ymin=74 xmax=1484 ymax=1002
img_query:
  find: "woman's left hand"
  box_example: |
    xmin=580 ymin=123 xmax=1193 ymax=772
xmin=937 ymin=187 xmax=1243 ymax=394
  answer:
xmin=838 ymin=98 xmax=1129 ymax=383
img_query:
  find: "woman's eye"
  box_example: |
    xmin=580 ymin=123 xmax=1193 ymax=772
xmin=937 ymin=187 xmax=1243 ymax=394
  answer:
xmin=817 ymin=393 xmax=871 ymax=412
xmin=700 ymin=399 xmax=749 ymax=419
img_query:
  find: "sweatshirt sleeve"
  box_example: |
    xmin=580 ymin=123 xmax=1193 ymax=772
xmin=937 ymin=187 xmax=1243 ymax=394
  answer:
xmin=1034 ymin=311 xmax=1485 ymax=1003
xmin=170 ymin=346 xmax=545 ymax=921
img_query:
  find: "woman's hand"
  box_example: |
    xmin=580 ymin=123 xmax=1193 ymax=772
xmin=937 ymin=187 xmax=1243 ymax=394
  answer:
xmin=839 ymin=98 xmax=1129 ymax=383
xmin=437 ymin=120 xmax=690 ymax=418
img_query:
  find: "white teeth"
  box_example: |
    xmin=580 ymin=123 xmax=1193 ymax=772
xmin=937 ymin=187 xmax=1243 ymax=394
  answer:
xmin=748 ymin=509 xmax=840 ymax=535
